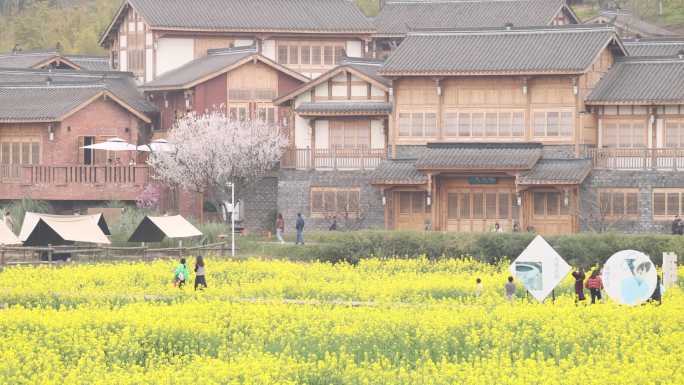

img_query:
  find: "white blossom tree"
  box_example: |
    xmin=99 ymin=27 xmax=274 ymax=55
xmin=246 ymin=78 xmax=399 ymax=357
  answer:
xmin=148 ymin=110 xmax=288 ymax=218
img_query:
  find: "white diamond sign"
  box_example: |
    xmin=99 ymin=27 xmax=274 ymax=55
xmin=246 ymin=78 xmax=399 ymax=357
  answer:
xmin=509 ymin=235 xmax=571 ymax=302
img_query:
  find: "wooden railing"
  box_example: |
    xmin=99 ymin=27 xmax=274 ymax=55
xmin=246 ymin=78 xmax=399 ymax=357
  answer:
xmin=588 ymin=148 xmax=684 ymax=170
xmin=0 ymin=165 xmax=152 ymax=185
xmin=281 ymin=147 xmax=386 ymax=170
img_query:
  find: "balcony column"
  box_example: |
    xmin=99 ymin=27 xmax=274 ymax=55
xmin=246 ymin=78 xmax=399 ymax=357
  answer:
xmin=656 ymin=117 xmax=664 ymax=148
xmin=597 ymin=117 xmax=603 ymax=148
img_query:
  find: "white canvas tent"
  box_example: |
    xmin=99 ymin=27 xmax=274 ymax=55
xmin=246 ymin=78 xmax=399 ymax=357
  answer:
xmin=128 ymin=215 xmax=202 ymax=243
xmin=0 ymin=221 xmax=20 ymax=245
xmin=19 ymin=212 xmax=111 ymax=246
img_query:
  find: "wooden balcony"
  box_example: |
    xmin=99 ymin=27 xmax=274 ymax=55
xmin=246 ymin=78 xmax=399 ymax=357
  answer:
xmin=280 ymin=147 xmax=386 ymax=170
xmin=588 ymin=148 xmax=684 ymax=170
xmin=0 ymin=164 xmax=152 ymax=201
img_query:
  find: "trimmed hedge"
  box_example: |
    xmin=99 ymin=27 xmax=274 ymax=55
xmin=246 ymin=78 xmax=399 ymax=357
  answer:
xmin=241 ymin=231 xmax=684 ymax=267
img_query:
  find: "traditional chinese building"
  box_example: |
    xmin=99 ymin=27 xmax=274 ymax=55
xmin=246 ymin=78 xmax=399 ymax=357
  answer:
xmin=584 ymin=55 xmax=684 ymax=232
xmin=98 ymin=0 xmax=375 ymax=82
xmin=372 ymin=0 xmax=579 ymax=58
xmin=0 ymin=68 xmax=171 ymax=214
xmin=140 ymin=46 xmax=308 ymax=133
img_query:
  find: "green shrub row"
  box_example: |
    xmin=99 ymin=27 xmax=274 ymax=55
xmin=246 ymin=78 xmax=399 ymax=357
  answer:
xmin=240 ymin=231 xmax=684 ymax=267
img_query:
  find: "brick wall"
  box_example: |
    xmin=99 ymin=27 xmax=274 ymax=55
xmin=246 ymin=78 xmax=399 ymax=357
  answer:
xmin=580 ymin=170 xmax=684 ymax=234
xmin=277 ymin=169 xmax=385 ymax=231
xmin=55 ymin=97 xmax=146 ymax=164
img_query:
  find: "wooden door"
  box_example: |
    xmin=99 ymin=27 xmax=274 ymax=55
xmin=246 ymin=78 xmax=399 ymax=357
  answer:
xmin=444 ymin=189 xmax=517 ymax=233
xmin=394 ymin=191 xmax=430 ymax=231
xmin=526 ymin=190 xmax=575 ymax=235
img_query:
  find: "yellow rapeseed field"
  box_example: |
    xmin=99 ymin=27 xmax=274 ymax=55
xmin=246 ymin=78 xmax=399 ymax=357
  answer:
xmin=0 ymin=257 xmax=681 ymax=385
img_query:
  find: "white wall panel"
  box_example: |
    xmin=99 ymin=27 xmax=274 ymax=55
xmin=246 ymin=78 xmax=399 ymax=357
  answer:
xmin=156 ymin=38 xmax=194 ymax=77
xmin=315 ymin=120 xmax=329 ymax=149
xmin=262 ymin=39 xmax=276 ymax=60
xmin=346 ymin=40 xmax=362 ymax=57
xmin=371 ymin=120 xmax=385 ymax=149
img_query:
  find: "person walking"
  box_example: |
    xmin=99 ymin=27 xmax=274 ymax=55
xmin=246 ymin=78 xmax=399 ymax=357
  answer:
xmin=295 ymin=213 xmax=305 ymax=245
xmin=572 ymin=267 xmax=586 ymax=303
xmin=650 ymin=274 xmax=663 ymax=305
xmin=194 ymin=255 xmax=207 ymax=290
xmin=275 ymin=213 xmax=285 ymax=244
xmin=672 ymin=215 xmax=682 ymax=235
xmin=585 ymin=270 xmax=603 ymax=304
xmin=3 ymin=210 xmax=15 ymax=233
xmin=174 ymin=258 xmax=190 ymax=288
xmin=475 ymin=278 xmax=484 ymax=297
xmin=504 ymin=276 xmax=516 ymax=301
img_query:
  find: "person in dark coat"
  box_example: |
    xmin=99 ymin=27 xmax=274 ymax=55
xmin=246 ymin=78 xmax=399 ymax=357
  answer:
xmin=295 ymin=213 xmax=305 ymax=245
xmin=329 ymin=216 xmax=338 ymax=231
xmin=194 ymin=255 xmax=207 ymax=290
xmin=650 ymin=274 xmax=663 ymax=305
xmin=572 ymin=267 xmax=586 ymax=303
xmin=672 ymin=215 xmax=683 ymax=235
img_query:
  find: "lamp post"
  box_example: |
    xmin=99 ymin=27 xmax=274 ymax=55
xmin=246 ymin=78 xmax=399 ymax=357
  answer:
xmin=229 ymin=182 xmax=235 ymax=257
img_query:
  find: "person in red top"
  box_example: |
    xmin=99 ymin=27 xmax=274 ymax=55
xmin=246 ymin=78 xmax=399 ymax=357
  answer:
xmin=585 ymin=269 xmax=604 ymax=304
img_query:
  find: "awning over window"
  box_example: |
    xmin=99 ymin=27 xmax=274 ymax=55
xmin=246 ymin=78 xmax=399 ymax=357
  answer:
xmin=19 ymin=212 xmax=111 ymax=246
xmin=415 ymin=142 xmax=542 ymax=171
xmin=371 ymin=159 xmax=428 ymax=185
xmin=128 ymin=215 xmax=202 ymax=243
xmin=517 ymin=159 xmax=592 ymax=185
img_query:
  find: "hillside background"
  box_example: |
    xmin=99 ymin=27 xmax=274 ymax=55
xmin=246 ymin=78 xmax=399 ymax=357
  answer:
xmin=0 ymin=0 xmax=683 ymax=55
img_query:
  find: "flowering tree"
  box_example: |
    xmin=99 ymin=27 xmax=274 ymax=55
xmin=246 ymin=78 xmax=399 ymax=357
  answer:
xmin=136 ymin=183 xmax=162 ymax=210
xmin=148 ymin=110 xmax=288 ymax=215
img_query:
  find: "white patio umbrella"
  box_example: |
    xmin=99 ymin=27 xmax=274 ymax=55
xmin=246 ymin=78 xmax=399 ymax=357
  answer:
xmin=137 ymin=139 xmax=175 ymax=153
xmin=81 ymin=137 xmax=137 ymax=151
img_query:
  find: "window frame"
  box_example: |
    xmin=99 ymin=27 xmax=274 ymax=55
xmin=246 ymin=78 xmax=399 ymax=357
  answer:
xmin=0 ymin=138 xmax=41 ymax=165
xmin=602 ymin=118 xmax=648 ymax=148
xmin=652 ymin=189 xmax=684 ymax=220
xmin=443 ymin=109 xmax=525 ymax=139
xmin=310 ymin=187 xmax=361 ymax=218
xmin=531 ymin=108 xmax=575 ymax=139
xmin=598 ymin=189 xmax=640 ymax=219
xmin=532 ymin=191 xmax=570 ymax=218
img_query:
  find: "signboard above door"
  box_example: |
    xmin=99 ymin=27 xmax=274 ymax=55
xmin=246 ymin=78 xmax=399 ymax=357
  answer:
xmin=468 ymin=177 xmax=497 ymax=185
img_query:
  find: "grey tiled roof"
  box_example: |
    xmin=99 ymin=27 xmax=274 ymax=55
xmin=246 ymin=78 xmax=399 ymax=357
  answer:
xmin=0 ymin=51 xmax=57 ymax=68
xmin=0 ymin=51 xmax=110 ymax=70
xmin=295 ymin=101 xmax=392 ymax=115
xmin=586 ymin=57 xmax=684 ymax=104
xmin=415 ymin=142 xmax=542 ymax=170
xmin=141 ymin=48 xmax=255 ymax=90
xmin=64 ymin=55 xmax=111 ymax=71
xmin=127 ymin=0 xmax=374 ymax=32
xmin=371 ymin=159 xmax=427 ymax=185
xmin=624 ymin=39 xmax=684 ymax=57
xmin=518 ymin=159 xmax=592 ymax=185
xmin=587 ymin=11 xmax=676 ymax=37
xmin=381 ymin=25 xmax=622 ymax=75
xmin=374 ymin=0 xmax=571 ymax=36
xmin=0 ymin=84 xmax=106 ymax=122
xmin=0 ymin=68 xmax=157 ymax=121
xmin=341 ymin=57 xmax=391 ymax=87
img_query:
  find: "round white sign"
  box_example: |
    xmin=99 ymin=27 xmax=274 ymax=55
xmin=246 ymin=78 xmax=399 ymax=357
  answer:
xmin=602 ymin=250 xmax=657 ymax=306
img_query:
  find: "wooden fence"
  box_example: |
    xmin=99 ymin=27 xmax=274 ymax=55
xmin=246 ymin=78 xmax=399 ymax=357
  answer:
xmin=0 ymin=242 xmax=233 ymax=267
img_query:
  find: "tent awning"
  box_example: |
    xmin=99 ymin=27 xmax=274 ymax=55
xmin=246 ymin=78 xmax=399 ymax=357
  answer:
xmin=0 ymin=221 xmax=21 ymax=245
xmin=128 ymin=215 xmax=202 ymax=243
xmin=19 ymin=212 xmax=111 ymax=246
